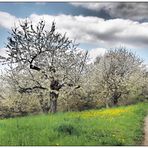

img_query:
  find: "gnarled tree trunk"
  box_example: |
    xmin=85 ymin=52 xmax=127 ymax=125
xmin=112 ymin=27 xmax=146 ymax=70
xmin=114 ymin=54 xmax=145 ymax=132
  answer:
xmin=49 ymin=79 xmax=62 ymax=113
xmin=112 ymin=97 xmax=118 ymax=106
xmin=105 ymin=97 xmax=110 ymax=108
xmin=49 ymin=90 xmax=58 ymax=113
xmin=111 ymin=92 xmax=121 ymax=106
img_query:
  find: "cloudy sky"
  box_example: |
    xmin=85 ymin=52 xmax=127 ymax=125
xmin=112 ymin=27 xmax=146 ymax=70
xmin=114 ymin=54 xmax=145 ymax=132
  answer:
xmin=0 ymin=2 xmax=148 ymax=66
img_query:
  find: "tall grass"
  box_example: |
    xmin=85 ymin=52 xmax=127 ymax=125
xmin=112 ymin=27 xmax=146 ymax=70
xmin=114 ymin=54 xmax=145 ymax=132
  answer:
xmin=0 ymin=102 xmax=148 ymax=146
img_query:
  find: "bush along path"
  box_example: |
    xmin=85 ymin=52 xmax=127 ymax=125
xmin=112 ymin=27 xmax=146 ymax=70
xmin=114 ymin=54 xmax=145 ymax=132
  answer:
xmin=143 ymin=115 xmax=148 ymax=145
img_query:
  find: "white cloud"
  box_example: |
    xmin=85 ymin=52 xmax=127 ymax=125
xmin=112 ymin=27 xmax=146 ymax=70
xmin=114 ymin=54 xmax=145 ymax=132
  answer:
xmin=0 ymin=11 xmax=148 ymax=55
xmin=0 ymin=48 xmax=7 ymax=57
xmin=0 ymin=11 xmax=19 ymax=29
xmin=0 ymin=48 xmax=8 ymax=73
xmin=27 ymin=13 xmax=148 ymax=50
xmin=88 ymin=48 xmax=107 ymax=63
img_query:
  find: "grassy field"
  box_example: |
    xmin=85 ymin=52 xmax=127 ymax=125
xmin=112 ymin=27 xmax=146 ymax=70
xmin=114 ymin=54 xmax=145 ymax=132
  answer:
xmin=0 ymin=102 xmax=148 ymax=146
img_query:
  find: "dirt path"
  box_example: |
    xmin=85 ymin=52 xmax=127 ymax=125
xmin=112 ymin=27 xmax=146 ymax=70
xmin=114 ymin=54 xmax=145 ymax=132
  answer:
xmin=143 ymin=115 xmax=148 ymax=145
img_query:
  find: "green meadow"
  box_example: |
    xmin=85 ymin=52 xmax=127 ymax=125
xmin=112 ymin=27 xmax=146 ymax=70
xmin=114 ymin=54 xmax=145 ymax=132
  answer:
xmin=0 ymin=102 xmax=148 ymax=146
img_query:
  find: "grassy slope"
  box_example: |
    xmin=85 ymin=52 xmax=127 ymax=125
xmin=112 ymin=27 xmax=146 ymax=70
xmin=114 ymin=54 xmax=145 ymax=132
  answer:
xmin=0 ymin=102 xmax=148 ymax=146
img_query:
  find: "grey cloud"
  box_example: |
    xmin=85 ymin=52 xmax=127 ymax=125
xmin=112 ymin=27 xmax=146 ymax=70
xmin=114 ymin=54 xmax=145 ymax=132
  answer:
xmin=71 ymin=3 xmax=148 ymax=21
xmin=0 ymin=11 xmax=148 ymax=53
